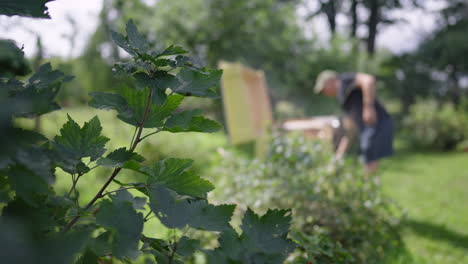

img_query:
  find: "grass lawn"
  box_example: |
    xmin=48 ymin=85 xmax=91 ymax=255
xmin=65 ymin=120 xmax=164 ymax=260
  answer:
xmin=380 ymin=150 xmax=468 ymax=264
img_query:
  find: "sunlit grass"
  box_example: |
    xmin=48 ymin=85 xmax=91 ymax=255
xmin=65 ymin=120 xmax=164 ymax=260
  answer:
xmin=380 ymin=150 xmax=468 ymax=264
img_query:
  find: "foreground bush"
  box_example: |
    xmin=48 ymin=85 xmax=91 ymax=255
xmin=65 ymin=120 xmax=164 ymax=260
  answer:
xmin=209 ymin=135 xmax=402 ymax=263
xmin=0 ymin=19 xmax=296 ymax=263
xmin=403 ymin=99 xmax=468 ymax=151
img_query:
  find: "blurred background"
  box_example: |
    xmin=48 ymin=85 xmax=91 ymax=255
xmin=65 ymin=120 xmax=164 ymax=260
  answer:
xmin=1 ymin=0 xmax=467 ymax=263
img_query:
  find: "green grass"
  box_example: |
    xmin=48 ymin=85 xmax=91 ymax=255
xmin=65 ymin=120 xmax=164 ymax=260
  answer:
xmin=380 ymin=150 xmax=468 ymax=264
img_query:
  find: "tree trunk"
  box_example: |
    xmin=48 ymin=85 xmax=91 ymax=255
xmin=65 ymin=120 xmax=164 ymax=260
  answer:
xmin=323 ymin=0 xmax=337 ymax=34
xmin=367 ymin=0 xmax=379 ymax=55
xmin=449 ymin=67 xmax=461 ymax=106
xmin=350 ymin=0 xmax=358 ymax=38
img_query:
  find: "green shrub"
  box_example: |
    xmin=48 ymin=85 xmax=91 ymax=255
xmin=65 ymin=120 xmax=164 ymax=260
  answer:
xmin=209 ymin=135 xmax=402 ymax=263
xmin=403 ymin=99 xmax=468 ymax=150
xmin=1 ymin=18 xmax=296 ymax=264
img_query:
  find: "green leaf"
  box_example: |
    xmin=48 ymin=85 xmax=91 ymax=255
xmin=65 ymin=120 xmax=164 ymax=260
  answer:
xmin=28 ymin=63 xmax=74 ymax=90
xmin=15 ymin=146 xmax=54 ymax=184
xmin=41 ymin=228 xmax=91 ymax=264
xmin=88 ymin=92 xmax=134 ymax=119
xmin=0 ymin=39 xmax=30 ymax=76
xmin=154 ymin=45 xmax=189 ymax=58
xmin=133 ymin=72 xmax=153 ymax=91
xmin=0 ymin=0 xmax=54 ymax=18
xmin=205 ymin=208 xmax=296 ymax=264
xmin=7 ymin=165 xmax=49 ymax=207
xmin=174 ymin=68 xmax=222 ymax=98
xmin=97 ymin=148 xmax=144 ymax=168
xmin=52 ymin=115 xmax=109 ymax=174
xmin=2 ymin=197 xmax=56 ymax=235
xmin=113 ymin=62 xmax=138 ymax=75
xmin=112 ymin=189 xmax=147 ymax=210
xmin=7 ymin=63 xmax=72 ymax=117
xmin=177 ymin=236 xmax=200 ymax=257
xmin=90 ymin=90 xmax=183 ymax=128
xmin=141 ymin=158 xmax=214 ymax=198
xmin=147 ymin=185 xmax=234 ymax=231
xmin=126 ymin=19 xmax=148 ymax=53
xmin=164 ymin=110 xmax=222 ymax=133
xmin=96 ymin=197 xmax=144 ymax=260
xmin=240 ymin=208 xmax=295 ymax=257
xmin=110 ymin=30 xmax=136 ymax=56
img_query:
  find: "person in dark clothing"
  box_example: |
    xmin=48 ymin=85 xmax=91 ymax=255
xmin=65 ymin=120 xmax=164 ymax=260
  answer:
xmin=314 ymin=70 xmax=393 ymax=174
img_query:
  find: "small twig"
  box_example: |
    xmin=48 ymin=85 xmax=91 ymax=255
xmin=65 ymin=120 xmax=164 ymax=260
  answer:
xmin=143 ymin=210 xmax=154 ymax=222
xmin=100 ymin=185 xmax=146 ymax=198
xmin=139 ymin=129 xmax=161 ymax=142
xmin=66 ymin=173 xmax=81 ymax=198
xmin=129 ymin=126 xmax=138 ymax=149
xmin=168 ymin=241 xmax=178 ymax=264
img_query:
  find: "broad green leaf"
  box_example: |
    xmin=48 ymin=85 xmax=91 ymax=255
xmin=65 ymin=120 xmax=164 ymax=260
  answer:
xmin=177 ymin=236 xmax=200 ymax=257
xmin=15 ymin=146 xmax=54 ymax=184
xmin=0 ymin=39 xmax=30 ymax=77
xmin=52 ymin=115 xmax=109 ymax=174
xmin=97 ymin=148 xmax=144 ymax=168
xmin=0 ymin=0 xmax=53 ymax=18
xmin=110 ymin=30 xmax=136 ymax=56
xmin=174 ymin=68 xmax=222 ymax=98
xmin=7 ymin=63 xmax=72 ymax=117
xmin=205 ymin=208 xmax=296 ymax=264
xmin=41 ymin=228 xmax=91 ymax=264
xmin=28 ymin=63 xmax=74 ymax=90
xmin=112 ymin=189 xmax=147 ymax=210
xmin=133 ymin=72 xmax=153 ymax=91
xmin=123 ymin=158 xmax=214 ymax=198
xmin=2 ymin=197 xmax=56 ymax=235
xmin=147 ymin=185 xmax=234 ymax=231
xmin=96 ymin=197 xmax=144 ymax=260
xmin=133 ymin=71 xmax=180 ymax=105
xmin=141 ymin=158 xmax=214 ymax=198
xmin=88 ymin=92 xmax=134 ymax=120
xmin=90 ymin=90 xmax=183 ymax=128
xmin=164 ymin=110 xmax=222 ymax=133
xmin=154 ymin=45 xmax=189 ymax=58
xmin=7 ymin=165 xmax=49 ymax=207
xmin=240 ymin=208 xmax=295 ymax=256
xmin=113 ymin=62 xmax=138 ymax=75
xmin=126 ymin=19 xmax=148 ymax=53
xmin=0 ymin=220 xmax=36 ymax=263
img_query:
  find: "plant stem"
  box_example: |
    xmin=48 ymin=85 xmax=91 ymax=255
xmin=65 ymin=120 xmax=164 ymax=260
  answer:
xmin=129 ymin=126 xmax=138 ymax=149
xmin=168 ymin=241 xmax=178 ymax=264
xmin=63 ymin=88 xmax=153 ymax=232
xmin=66 ymin=173 xmax=83 ymax=198
xmin=101 ymin=185 xmax=146 ymax=197
xmin=139 ymin=129 xmax=160 ymax=142
xmin=143 ymin=210 xmax=153 ymax=222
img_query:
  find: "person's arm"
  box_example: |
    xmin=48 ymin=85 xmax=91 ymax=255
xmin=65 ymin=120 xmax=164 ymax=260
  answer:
xmin=335 ymin=116 xmax=357 ymax=160
xmin=355 ymin=73 xmax=377 ymax=125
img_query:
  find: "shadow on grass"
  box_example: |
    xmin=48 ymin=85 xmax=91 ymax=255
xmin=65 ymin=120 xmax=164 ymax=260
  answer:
xmin=404 ymin=218 xmax=468 ymax=249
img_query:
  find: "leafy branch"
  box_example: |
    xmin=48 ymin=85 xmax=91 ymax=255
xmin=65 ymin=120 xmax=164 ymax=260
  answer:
xmin=1 ymin=16 xmax=295 ymax=264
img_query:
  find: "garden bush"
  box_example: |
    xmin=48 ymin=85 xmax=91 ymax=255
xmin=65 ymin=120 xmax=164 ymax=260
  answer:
xmin=209 ymin=135 xmax=402 ymax=263
xmin=403 ymin=99 xmax=468 ymax=150
xmin=0 ymin=16 xmax=296 ymax=264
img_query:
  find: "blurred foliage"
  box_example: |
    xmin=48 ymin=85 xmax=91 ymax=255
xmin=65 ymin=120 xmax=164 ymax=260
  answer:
xmin=0 ymin=0 xmax=53 ymax=18
xmin=208 ymin=135 xmax=402 ymax=263
xmin=0 ymin=39 xmax=30 ymax=77
xmin=402 ymin=99 xmax=468 ymax=151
